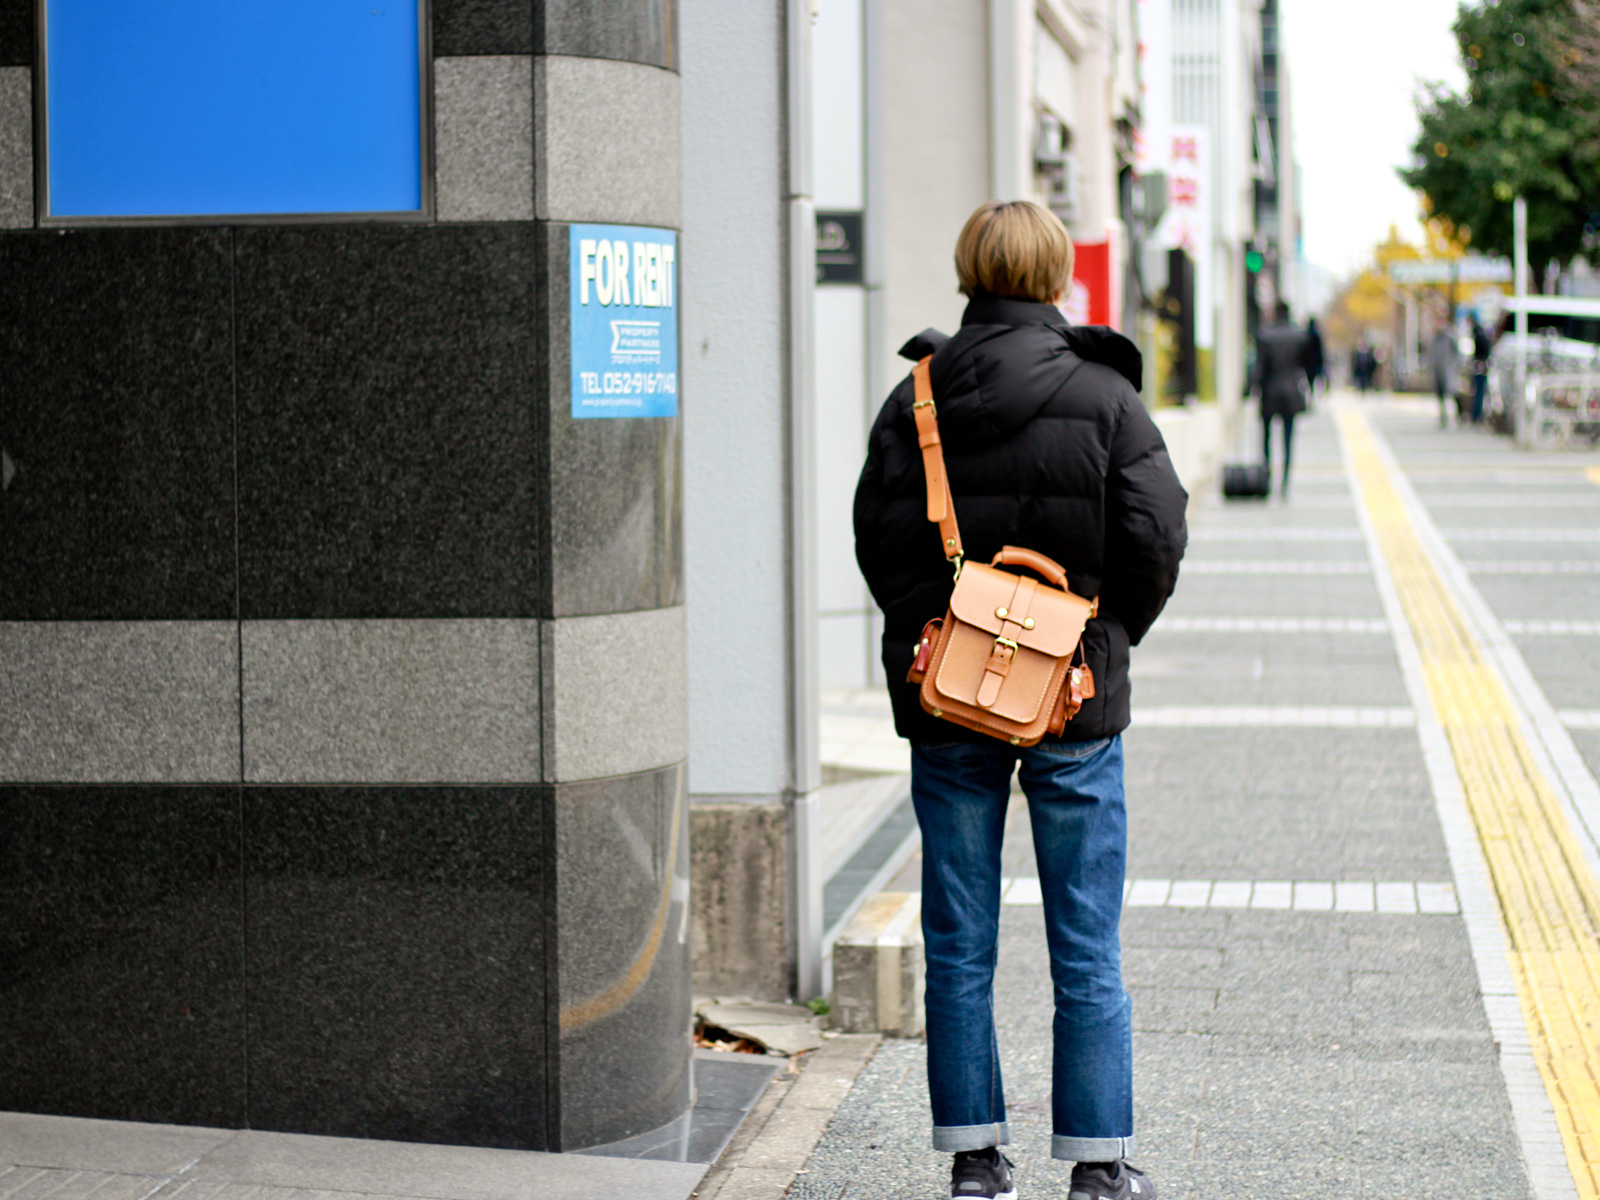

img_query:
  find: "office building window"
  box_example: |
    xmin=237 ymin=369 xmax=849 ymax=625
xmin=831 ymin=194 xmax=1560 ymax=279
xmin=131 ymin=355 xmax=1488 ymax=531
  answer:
xmin=42 ymin=0 xmax=426 ymax=221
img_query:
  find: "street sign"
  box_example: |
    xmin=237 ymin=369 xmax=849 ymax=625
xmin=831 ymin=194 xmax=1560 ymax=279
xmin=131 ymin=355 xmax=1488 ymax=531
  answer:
xmin=569 ymin=224 xmax=679 ymax=419
xmin=1388 ymin=258 xmax=1512 ymax=285
xmin=816 ymin=211 xmax=864 ymax=284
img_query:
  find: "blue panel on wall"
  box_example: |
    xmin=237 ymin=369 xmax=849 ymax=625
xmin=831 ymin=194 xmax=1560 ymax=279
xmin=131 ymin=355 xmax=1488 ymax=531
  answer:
xmin=44 ymin=0 xmax=424 ymax=218
xmin=569 ymin=225 xmax=679 ymax=419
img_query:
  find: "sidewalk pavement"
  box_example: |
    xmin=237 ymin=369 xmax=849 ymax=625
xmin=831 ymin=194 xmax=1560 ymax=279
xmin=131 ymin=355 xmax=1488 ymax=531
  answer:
xmin=792 ymin=395 xmax=1600 ymax=1200
xmin=9 ymin=396 xmax=1600 ymax=1200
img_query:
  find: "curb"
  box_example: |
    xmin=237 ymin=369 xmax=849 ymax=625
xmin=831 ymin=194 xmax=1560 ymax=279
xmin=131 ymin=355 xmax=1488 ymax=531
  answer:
xmin=691 ymin=1034 xmax=881 ymax=1200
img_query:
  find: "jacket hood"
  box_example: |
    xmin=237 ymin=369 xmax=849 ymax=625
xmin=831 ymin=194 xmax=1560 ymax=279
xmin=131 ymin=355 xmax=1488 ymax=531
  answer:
xmin=895 ymin=294 xmax=1143 ymax=446
xmin=1060 ymin=324 xmax=1142 ymax=392
xmin=898 ymin=296 xmax=1143 ymax=392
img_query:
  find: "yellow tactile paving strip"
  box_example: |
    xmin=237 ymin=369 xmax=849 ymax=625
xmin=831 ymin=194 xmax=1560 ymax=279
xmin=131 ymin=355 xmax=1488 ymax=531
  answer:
xmin=1341 ymin=409 xmax=1600 ymax=1197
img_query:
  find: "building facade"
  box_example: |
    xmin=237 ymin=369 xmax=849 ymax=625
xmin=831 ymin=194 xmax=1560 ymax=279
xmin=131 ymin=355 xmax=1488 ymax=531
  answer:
xmin=0 ymin=0 xmax=704 ymax=1155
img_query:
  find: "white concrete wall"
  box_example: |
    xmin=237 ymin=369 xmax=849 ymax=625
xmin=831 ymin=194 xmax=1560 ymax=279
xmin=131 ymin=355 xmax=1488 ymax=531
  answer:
xmin=814 ymin=0 xmax=875 ymax=691
xmin=881 ymin=0 xmax=990 ymax=396
xmin=816 ymin=286 xmax=872 ymax=688
xmin=681 ymin=0 xmax=791 ymax=796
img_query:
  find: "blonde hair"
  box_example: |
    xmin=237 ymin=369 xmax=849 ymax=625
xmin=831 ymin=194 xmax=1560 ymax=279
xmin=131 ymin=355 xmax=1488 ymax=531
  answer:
xmin=953 ymin=200 xmax=1074 ymax=303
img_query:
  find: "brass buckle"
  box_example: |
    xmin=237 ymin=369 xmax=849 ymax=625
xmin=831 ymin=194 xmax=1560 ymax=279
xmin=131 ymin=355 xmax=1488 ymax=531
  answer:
xmin=994 ymin=636 xmax=1018 ymax=652
xmin=913 ymin=398 xmax=936 ymax=412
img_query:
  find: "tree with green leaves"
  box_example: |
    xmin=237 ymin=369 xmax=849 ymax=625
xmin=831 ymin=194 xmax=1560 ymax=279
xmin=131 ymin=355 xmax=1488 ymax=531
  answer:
xmin=1399 ymin=0 xmax=1600 ymax=292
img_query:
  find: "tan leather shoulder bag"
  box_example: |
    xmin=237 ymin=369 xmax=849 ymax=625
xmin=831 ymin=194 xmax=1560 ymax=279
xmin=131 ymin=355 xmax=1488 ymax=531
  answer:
xmin=903 ymin=355 xmax=1097 ymax=746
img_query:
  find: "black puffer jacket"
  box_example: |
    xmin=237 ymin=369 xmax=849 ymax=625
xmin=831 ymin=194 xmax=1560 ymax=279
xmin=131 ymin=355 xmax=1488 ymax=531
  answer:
xmin=853 ymin=292 xmax=1188 ymax=744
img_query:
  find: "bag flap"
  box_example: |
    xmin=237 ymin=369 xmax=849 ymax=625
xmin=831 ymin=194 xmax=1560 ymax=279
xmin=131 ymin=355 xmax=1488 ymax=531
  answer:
xmin=948 ymin=562 xmax=1093 ymax=656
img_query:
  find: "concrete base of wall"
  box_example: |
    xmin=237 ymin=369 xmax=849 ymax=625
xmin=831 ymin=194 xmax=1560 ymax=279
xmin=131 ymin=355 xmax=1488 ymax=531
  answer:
xmin=830 ymin=892 xmax=923 ymax=1037
xmin=690 ymin=799 xmax=792 ymax=1002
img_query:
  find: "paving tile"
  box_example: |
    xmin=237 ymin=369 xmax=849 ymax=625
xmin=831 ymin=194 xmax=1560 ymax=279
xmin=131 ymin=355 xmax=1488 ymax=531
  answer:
xmin=183 ymin=1129 xmax=705 ymax=1200
xmin=0 ymin=1113 xmax=232 ymax=1175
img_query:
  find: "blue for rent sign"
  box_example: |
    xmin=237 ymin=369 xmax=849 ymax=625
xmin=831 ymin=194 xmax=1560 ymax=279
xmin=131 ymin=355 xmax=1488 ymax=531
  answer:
xmin=569 ymin=224 xmax=679 ymax=418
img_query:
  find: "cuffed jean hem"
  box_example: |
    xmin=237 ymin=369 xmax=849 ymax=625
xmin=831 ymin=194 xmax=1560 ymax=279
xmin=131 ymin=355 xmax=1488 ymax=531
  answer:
xmin=1052 ymin=1133 xmax=1134 ymax=1162
xmin=932 ymin=1122 xmax=1012 ymax=1152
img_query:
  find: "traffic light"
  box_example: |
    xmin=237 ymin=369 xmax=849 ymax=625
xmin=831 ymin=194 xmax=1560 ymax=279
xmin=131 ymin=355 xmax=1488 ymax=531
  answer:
xmin=1245 ymin=248 xmax=1265 ymax=273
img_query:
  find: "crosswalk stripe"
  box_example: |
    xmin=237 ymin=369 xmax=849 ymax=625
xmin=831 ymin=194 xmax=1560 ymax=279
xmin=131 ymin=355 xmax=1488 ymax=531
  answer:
xmin=1442 ymin=529 xmax=1600 ymax=542
xmin=996 ymin=878 xmax=1459 ymax=914
xmin=1155 ymin=617 xmax=1389 ymax=633
xmin=1464 ymin=561 xmax=1600 ymax=574
xmin=1132 ymin=706 xmax=1415 ymax=728
xmin=1183 ymin=560 xmax=1371 ymax=574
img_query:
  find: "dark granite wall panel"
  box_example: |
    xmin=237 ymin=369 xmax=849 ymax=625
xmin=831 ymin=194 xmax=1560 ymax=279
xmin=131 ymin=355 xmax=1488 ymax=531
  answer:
xmin=244 ymin=785 xmax=554 ymax=1150
xmin=0 ymin=229 xmax=236 ymax=620
xmin=0 ymin=786 xmax=246 ymax=1127
xmin=433 ymin=0 xmax=534 ymax=57
xmin=0 ymin=0 xmax=29 ymax=67
xmin=536 ymin=223 xmax=683 ymax=618
xmin=234 ymin=224 xmax=542 ymax=620
xmin=536 ymin=0 xmax=677 ymax=70
xmin=555 ymin=763 xmax=692 ymax=1148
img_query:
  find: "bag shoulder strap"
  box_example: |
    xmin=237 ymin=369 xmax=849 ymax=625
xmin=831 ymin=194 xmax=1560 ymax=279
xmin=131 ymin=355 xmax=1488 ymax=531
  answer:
xmin=911 ymin=356 xmax=964 ymax=575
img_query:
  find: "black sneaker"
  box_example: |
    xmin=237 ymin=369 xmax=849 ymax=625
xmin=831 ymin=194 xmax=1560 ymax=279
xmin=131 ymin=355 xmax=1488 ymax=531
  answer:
xmin=951 ymin=1147 xmax=1016 ymax=1200
xmin=1068 ymin=1160 xmax=1155 ymax=1200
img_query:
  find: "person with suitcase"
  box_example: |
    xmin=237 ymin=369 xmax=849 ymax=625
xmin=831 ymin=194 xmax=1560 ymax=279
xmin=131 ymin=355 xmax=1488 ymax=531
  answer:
xmin=1250 ymin=302 xmax=1313 ymax=497
xmin=853 ymin=200 xmax=1188 ymax=1200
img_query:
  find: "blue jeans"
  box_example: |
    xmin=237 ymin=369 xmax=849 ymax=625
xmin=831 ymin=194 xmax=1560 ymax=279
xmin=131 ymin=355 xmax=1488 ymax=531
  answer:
xmin=911 ymin=735 xmax=1133 ymax=1163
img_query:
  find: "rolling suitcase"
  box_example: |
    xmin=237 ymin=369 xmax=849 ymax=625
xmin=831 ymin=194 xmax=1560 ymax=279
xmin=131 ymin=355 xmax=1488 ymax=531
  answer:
xmin=1221 ymin=462 xmax=1271 ymax=499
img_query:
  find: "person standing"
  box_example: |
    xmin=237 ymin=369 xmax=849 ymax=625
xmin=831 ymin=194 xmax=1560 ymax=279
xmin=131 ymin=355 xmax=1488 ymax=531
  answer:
xmin=854 ymin=200 xmax=1187 ymax=1200
xmin=1430 ymin=324 xmax=1461 ymax=428
xmin=1470 ymin=318 xmax=1492 ymax=424
xmin=1251 ymin=301 xmax=1312 ymax=496
xmin=1305 ymin=315 xmax=1326 ymax=399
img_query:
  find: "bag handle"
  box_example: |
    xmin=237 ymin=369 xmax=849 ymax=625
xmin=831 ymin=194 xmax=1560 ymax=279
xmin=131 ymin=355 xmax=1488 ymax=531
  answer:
xmin=991 ymin=546 xmax=1068 ymax=590
xmin=912 ymin=356 xmax=964 ymax=576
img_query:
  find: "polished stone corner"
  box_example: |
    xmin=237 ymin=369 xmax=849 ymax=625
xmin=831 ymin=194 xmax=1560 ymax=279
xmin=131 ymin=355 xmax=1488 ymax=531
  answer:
xmin=555 ymin=763 xmax=692 ymax=1148
xmin=0 ymin=2 xmax=29 ymax=68
xmin=0 ymin=67 xmax=30 ymax=227
xmin=434 ymin=56 xmax=534 ymax=222
xmin=534 ymin=223 xmax=684 ymax=619
xmin=0 ymin=786 xmax=246 ymax=1128
xmin=534 ymin=56 xmax=682 ymax=227
xmin=0 ymin=622 xmax=240 ymax=783
xmin=0 ymin=228 xmax=236 ymax=621
xmin=242 ymin=619 xmax=541 ymax=784
xmin=545 ymin=606 xmax=688 ymax=783
xmin=537 ymin=0 xmax=678 ymax=70
xmin=244 ymin=785 xmax=552 ymax=1150
xmin=234 ymin=223 xmax=541 ymax=620
xmin=432 ymin=0 xmax=533 ymax=57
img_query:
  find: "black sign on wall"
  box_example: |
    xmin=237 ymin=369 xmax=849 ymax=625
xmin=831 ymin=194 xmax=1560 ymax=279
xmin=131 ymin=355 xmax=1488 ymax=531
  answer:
xmin=816 ymin=211 xmax=863 ymax=284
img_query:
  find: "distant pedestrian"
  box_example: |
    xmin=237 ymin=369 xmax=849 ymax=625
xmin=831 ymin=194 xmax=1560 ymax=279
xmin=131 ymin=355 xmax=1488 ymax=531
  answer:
xmin=1305 ymin=315 xmax=1326 ymax=398
xmin=1251 ymin=301 xmax=1312 ymax=496
xmin=1430 ymin=325 xmax=1461 ymax=427
xmin=1471 ymin=318 xmax=1492 ymax=424
xmin=855 ymin=200 xmax=1187 ymax=1200
xmin=1353 ymin=340 xmax=1377 ymax=393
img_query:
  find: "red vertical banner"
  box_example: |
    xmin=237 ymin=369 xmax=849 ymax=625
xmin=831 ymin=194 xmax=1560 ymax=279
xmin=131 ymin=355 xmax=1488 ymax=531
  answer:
xmin=1064 ymin=240 xmax=1113 ymax=327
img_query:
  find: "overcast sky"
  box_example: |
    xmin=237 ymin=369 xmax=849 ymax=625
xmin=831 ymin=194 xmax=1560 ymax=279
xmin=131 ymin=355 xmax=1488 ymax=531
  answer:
xmin=1282 ymin=0 xmax=1468 ymax=279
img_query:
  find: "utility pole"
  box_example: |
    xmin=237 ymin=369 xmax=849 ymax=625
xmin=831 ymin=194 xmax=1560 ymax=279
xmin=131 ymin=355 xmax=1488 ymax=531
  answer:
xmin=1514 ymin=195 xmax=1528 ymax=434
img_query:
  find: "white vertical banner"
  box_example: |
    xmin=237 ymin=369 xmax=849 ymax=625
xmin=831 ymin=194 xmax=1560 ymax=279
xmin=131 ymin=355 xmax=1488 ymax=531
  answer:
xmin=1155 ymin=124 xmax=1213 ymax=349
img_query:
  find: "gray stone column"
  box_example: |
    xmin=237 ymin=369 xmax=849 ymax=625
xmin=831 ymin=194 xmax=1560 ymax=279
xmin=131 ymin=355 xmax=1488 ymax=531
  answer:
xmin=0 ymin=0 xmax=688 ymax=1154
